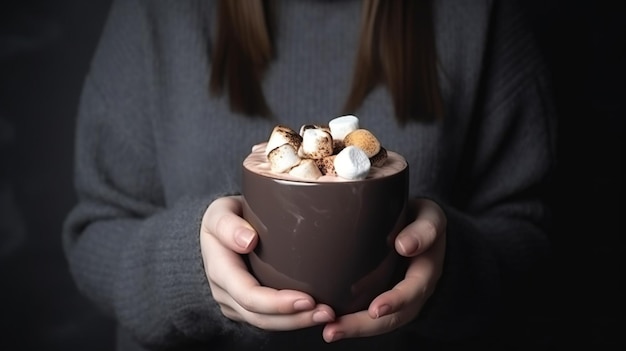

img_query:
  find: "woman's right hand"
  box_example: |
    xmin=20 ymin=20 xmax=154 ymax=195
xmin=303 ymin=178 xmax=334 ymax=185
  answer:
xmin=200 ymin=196 xmax=336 ymax=330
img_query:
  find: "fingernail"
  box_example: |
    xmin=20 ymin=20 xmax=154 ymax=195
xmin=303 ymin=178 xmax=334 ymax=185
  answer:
xmin=330 ymin=332 xmax=345 ymax=342
xmin=375 ymin=304 xmax=391 ymax=318
xmin=398 ymin=236 xmax=417 ymax=255
xmin=312 ymin=310 xmax=333 ymax=323
xmin=235 ymin=229 xmax=255 ymax=249
xmin=293 ymin=299 xmax=314 ymax=311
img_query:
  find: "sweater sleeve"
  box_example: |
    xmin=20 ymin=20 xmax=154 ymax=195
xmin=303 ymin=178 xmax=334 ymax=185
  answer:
xmin=62 ymin=0 xmax=257 ymax=348
xmin=412 ymin=0 xmax=557 ymax=340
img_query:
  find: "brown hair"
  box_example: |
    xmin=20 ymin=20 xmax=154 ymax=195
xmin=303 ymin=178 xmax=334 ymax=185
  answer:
xmin=210 ymin=0 xmax=443 ymax=123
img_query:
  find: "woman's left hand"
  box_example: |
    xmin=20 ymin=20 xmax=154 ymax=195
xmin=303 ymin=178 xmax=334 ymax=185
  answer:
xmin=322 ymin=198 xmax=447 ymax=343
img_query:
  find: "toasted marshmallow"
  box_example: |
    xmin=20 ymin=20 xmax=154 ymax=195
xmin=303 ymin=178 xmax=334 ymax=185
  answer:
xmin=299 ymin=124 xmax=330 ymax=136
xmin=343 ymin=128 xmax=381 ymax=158
xmin=288 ymin=159 xmax=322 ymax=180
xmin=334 ymin=146 xmax=371 ymax=180
xmin=315 ymin=155 xmax=337 ymax=176
xmin=265 ymin=125 xmax=302 ymax=156
xmin=299 ymin=128 xmax=333 ymax=159
xmin=369 ymin=147 xmax=388 ymax=167
xmin=268 ymin=144 xmax=301 ymax=173
xmin=328 ymin=115 xmax=359 ymax=141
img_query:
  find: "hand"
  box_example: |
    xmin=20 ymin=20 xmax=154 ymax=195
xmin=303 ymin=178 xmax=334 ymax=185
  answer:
xmin=200 ymin=196 xmax=335 ymax=330
xmin=322 ymin=198 xmax=447 ymax=342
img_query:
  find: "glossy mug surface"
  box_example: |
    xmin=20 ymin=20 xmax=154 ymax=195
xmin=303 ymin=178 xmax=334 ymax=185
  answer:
xmin=241 ymin=162 xmax=409 ymax=315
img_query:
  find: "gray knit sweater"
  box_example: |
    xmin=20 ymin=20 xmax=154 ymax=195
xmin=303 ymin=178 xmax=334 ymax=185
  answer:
xmin=63 ymin=0 xmax=556 ymax=350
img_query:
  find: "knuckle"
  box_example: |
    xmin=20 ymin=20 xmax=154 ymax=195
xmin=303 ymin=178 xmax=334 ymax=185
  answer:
xmin=424 ymin=220 xmax=437 ymax=235
xmin=417 ymin=220 xmax=437 ymax=240
xmin=384 ymin=313 xmax=402 ymax=331
xmin=248 ymin=313 xmax=269 ymax=329
xmin=221 ymin=307 xmax=239 ymax=322
xmin=236 ymin=292 xmax=256 ymax=311
xmin=213 ymin=213 xmax=233 ymax=237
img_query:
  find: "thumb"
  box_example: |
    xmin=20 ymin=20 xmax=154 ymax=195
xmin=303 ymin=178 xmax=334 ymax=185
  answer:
xmin=395 ymin=199 xmax=446 ymax=257
xmin=202 ymin=196 xmax=258 ymax=254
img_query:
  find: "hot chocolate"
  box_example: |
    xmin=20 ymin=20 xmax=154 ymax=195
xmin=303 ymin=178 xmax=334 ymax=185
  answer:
xmin=241 ymin=116 xmax=409 ymax=315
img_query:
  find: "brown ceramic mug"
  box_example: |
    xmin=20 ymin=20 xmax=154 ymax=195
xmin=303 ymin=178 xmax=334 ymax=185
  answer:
xmin=241 ymin=153 xmax=409 ymax=315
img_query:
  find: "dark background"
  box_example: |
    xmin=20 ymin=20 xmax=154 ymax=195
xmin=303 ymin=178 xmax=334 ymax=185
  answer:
xmin=1 ymin=0 xmax=623 ymax=350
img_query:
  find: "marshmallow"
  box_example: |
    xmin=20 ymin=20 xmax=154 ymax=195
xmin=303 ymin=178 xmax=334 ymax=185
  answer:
xmin=328 ymin=115 xmax=359 ymax=141
xmin=265 ymin=125 xmax=302 ymax=156
xmin=268 ymin=144 xmax=301 ymax=173
xmin=334 ymin=146 xmax=371 ymax=180
xmin=315 ymin=155 xmax=337 ymax=176
xmin=369 ymin=147 xmax=388 ymax=167
xmin=288 ymin=159 xmax=322 ymax=180
xmin=343 ymin=128 xmax=381 ymax=158
xmin=298 ymin=128 xmax=333 ymax=159
xmin=299 ymin=124 xmax=330 ymax=136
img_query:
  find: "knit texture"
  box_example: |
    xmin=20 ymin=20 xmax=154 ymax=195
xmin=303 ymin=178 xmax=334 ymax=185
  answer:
xmin=62 ymin=0 xmax=556 ymax=350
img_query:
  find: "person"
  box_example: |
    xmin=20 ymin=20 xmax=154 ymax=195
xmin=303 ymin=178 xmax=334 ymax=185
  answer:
xmin=62 ymin=0 xmax=556 ymax=350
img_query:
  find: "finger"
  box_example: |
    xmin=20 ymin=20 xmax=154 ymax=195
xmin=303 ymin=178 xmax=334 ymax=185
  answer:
xmin=211 ymin=282 xmax=336 ymax=330
xmin=367 ymin=256 xmax=432 ymax=319
xmin=203 ymin=196 xmax=258 ymax=253
xmin=205 ymin=233 xmax=317 ymax=315
xmin=395 ymin=199 xmax=446 ymax=257
xmin=209 ymin=283 xmax=242 ymax=320
xmin=234 ymin=302 xmax=336 ymax=331
xmin=322 ymin=309 xmax=410 ymax=343
xmin=321 ymin=264 xmax=428 ymax=342
xmin=370 ymin=233 xmax=446 ymax=319
xmin=322 ymin=233 xmax=447 ymax=343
